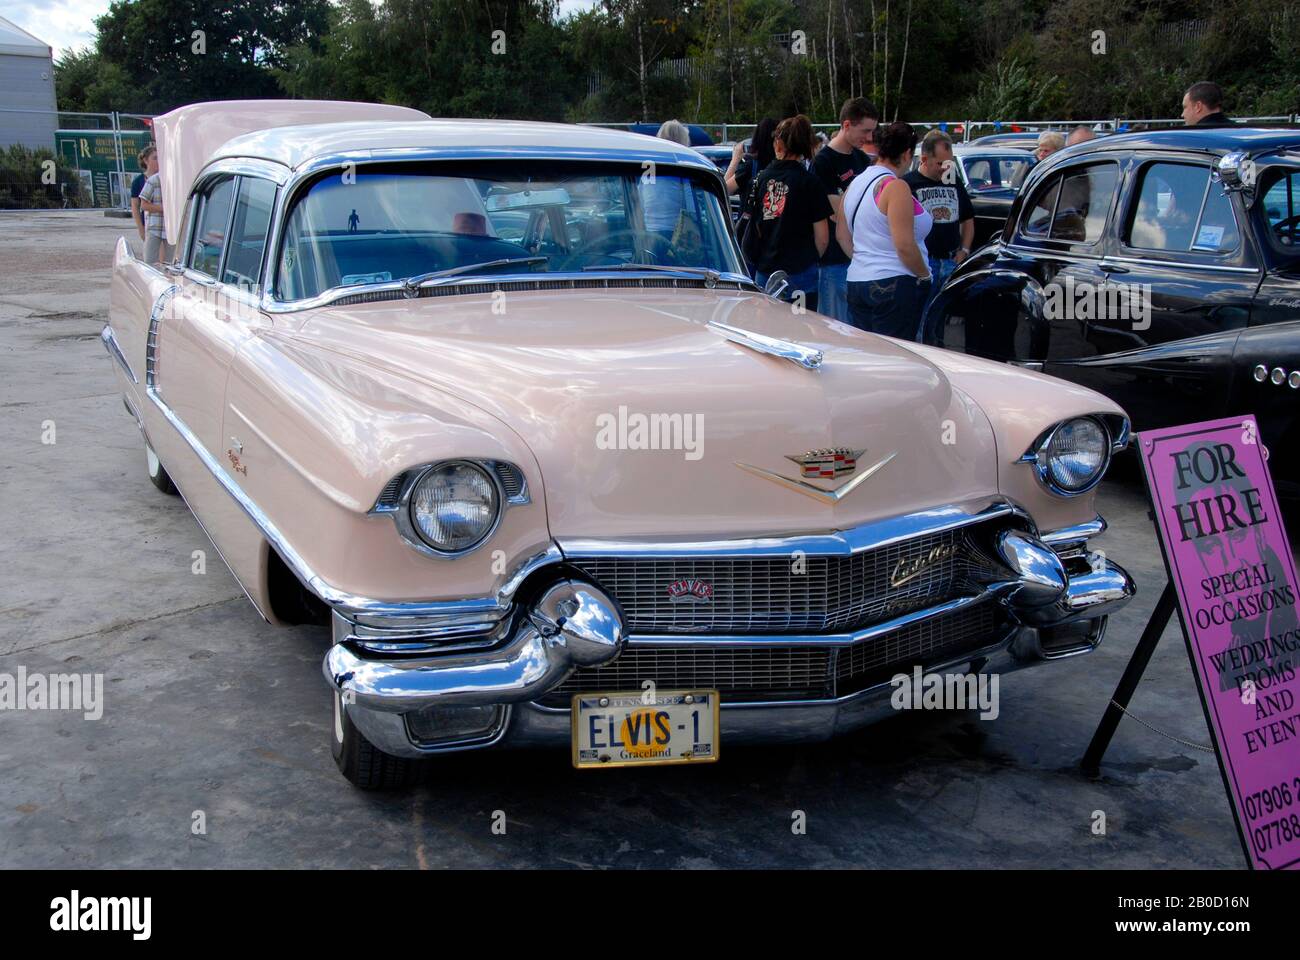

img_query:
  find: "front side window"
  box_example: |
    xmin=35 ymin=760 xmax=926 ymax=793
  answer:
xmin=1022 ymin=178 xmax=1060 ymax=236
xmin=1128 ymin=162 xmax=1241 ymax=254
xmin=187 ymin=176 xmax=235 ymax=278
xmin=274 ymin=161 xmax=743 ymax=301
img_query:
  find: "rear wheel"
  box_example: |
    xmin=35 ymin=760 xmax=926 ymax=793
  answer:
xmin=331 ymin=693 xmax=425 ymax=790
xmin=145 ymin=439 xmax=179 ymax=495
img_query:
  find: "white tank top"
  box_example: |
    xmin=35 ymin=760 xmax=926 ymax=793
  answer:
xmin=843 ymin=166 xmax=933 ymax=283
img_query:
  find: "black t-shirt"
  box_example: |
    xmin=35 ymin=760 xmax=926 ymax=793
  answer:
xmin=902 ymin=169 xmax=975 ymax=259
xmin=744 ymin=159 xmax=834 ymax=275
xmin=130 ymin=173 xmax=146 ymax=199
xmin=811 ymin=144 xmax=869 ymax=265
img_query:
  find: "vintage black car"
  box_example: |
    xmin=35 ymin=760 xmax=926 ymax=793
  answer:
xmin=929 ymin=127 xmax=1300 ymax=496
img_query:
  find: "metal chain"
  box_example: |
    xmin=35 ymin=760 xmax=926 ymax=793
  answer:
xmin=1110 ymin=699 xmax=1216 ymax=753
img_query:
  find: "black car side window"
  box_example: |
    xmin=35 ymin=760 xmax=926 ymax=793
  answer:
xmin=1049 ymin=164 xmax=1118 ymax=243
xmin=1128 ymin=162 xmax=1241 ymax=255
xmin=1018 ymin=163 xmax=1117 ymax=245
xmin=1022 ymin=178 xmax=1060 ymax=237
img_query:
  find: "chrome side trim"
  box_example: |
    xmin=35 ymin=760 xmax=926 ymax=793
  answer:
xmin=1105 ymin=254 xmax=1258 ymax=275
xmin=707 ymin=320 xmax=825 ymax=370
xmin=557 ymin=497 xmax=1028 ymax=558
xmin=100 ymin=325 xmax=137 ymax=383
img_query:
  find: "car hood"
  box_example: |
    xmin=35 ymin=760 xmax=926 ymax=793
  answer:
xmin=294 ymin=289 xmax=1001 ymax=539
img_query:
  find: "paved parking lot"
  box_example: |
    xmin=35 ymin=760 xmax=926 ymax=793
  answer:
xmin=0 ymin=210 xmax=1260 ymax=868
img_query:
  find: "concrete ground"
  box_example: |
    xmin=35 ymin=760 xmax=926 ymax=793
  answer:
xmin=0 ymin=210 xmax=1263 ymax=868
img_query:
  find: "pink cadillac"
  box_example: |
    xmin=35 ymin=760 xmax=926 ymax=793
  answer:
xmin=103 ymin=101 xmax=1135 ymax=787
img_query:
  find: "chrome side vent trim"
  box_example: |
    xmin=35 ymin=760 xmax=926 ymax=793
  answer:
xmin=144 ymin=285 xmax=180 ymax=393
xmin=490 ymin=461 xmax=528 ymax=504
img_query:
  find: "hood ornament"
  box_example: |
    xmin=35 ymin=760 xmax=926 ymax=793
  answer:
xmin=736 ymin=450 xmax=896 ymax=504
xmin=707 ymin=321 xmax=823 ymax=370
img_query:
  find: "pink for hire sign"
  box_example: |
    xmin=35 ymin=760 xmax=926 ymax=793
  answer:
xmin=1140 ymin=416 xmax=1300 ymax=869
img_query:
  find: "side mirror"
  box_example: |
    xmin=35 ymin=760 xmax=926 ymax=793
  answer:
xmin=764 ymin=270 xmax=789 ymax=299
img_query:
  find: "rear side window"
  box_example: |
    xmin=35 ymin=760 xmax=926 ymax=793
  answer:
xmin=223 ymin=178 xmax=276 ymax=289
xmin=187 ymin=177 xmax=235 ymax=278
xmin=1018 ymin=163 xmax=1117 ymax=244
xmin=1128 ymin=162 xmax=1241 ymax=254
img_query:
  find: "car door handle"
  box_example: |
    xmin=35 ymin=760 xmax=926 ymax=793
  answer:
xmin=1099 ymin=262 xmax=1130 ymax=274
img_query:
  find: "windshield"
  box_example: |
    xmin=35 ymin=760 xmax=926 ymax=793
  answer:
xmin=1259 ymin=166 xmax=1299 ymax=258
xmin=274 ymin=160 xmax=743 ymax=301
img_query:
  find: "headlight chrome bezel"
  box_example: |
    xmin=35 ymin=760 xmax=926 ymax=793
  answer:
xmin=1021 ymin=415 xmax=1124 ymax=498
xmin=371 ymin=459 xmax=528 ymax=559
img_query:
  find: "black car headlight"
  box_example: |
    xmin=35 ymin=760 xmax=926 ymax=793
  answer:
xmin=1025 ymin=417 xmax=1111 ymax=496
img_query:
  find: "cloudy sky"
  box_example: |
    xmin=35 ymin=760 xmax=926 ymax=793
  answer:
xmin=1 ymin=0 xmax=601 ymax=60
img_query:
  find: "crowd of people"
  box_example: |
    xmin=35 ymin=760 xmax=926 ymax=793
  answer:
xmin=668 ymin=79 xmax=1237 ymax=342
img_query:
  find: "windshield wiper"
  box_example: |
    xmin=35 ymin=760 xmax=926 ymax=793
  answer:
xmin=582 ymin=262 xmax=733 ymax=287
xmin=401 ymin=257 xmax=548 ymax=296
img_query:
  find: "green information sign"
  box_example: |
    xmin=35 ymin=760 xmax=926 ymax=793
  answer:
xmin=56 ymin=129 xmax=154 ymax=209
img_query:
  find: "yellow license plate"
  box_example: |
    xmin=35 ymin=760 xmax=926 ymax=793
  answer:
xmin=571 ymin=690 xmax=719 ymax=768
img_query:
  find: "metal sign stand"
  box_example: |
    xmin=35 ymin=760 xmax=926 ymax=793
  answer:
xmin=1081 ymin=581 xmax=1176 ymax=777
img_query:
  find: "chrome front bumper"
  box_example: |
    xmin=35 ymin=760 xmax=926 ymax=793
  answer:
xmin=322 ymin=505 xmax=1136 ymax=758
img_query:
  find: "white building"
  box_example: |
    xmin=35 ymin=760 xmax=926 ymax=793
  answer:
xmin=0 ymin=15 xmax=57 ymax=151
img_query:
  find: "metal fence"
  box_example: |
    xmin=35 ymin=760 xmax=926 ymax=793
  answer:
xmin=0 ymin=108 xmax=153 ymax=211
xmin=587 ymin=116 xmax=1299 ymax=145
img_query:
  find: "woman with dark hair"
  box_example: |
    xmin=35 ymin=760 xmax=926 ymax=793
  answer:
xmin=741 ymin=115 xmax=833 ymax=308
xmin=726 ymin=117 xmax=776 ymax=199
xmin=836 ymin=121 xmax=932 ymax=338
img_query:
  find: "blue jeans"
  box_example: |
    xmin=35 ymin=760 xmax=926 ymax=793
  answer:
xmin=846 ymin=274 xmax=930 ymax=339
xmin=919 ymin=255 xmax=957 ymax=345
xmin=756 ymin=264 xmax=820 ymax=313
xmin=816 ymin=262 xmax=850 ymax=323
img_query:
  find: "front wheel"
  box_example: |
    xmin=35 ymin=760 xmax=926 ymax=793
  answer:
xmin=145 ymin=439 xmax=179 ymax=495
xmin=331 ymin=693 xmax=425 ymax=790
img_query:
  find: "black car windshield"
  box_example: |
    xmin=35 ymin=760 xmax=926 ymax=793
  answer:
xmin=1259 ymin=166 xmax=1300 ymax=258
xmin=275 ymin=160 xmax=743 ymax=300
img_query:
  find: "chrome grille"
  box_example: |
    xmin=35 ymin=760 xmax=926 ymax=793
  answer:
xmin=569 ymin=526 xmax=1000 ymax=636
xmin=542 ymin=601 xmax=1005 ymax=706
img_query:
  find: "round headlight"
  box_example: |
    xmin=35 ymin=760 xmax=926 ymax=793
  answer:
xmin=408 ymin=461 xmax=500 ymax=553
xmin=1038 ymin=417 xmax=1109 ymax=494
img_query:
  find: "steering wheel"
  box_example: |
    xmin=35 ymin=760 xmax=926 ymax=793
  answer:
xmin=575 ymin=229 xmax=677 ymax=266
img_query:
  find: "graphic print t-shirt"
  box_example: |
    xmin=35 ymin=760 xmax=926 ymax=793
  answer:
xmin=744 ymin=159 xmax=833 ymax=275
xmin=902 ymin=169 xmax=974 ymax=259
xmin=811 ymin=144 xmax=869 ymax=266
